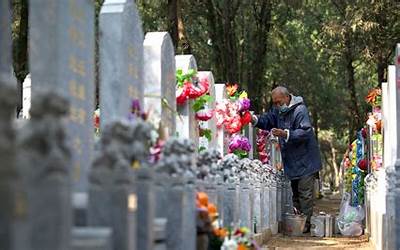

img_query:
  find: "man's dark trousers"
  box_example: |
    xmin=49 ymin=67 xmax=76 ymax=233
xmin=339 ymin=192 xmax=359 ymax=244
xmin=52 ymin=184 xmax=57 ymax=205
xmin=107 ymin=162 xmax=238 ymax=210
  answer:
xmin=291 ymin=173 xmax=316 ymax=229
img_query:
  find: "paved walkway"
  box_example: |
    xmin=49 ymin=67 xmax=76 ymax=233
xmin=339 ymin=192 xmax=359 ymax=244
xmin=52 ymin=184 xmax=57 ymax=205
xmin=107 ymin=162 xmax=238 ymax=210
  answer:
xmin=262 ymin=193 xmax=372 ymax=249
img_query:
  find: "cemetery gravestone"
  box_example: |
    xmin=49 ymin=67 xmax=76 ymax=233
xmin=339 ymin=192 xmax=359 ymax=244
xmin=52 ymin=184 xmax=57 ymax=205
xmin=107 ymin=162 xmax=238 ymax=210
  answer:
xmin=394 ymin=44 xmax=400 ymax=249
xmin=0 ymin=2 xmax=20 ymax=249
xmin=143 ymin=32 xmax=176 ymax=137
xmin=88 ymin=121 xmax=141 ymax=250
xmin=99 ymin=0 xmax=144 ymax=127
xmin=385 ymin=65 xmax=396 ymax=250
xmin=197 ymin=71 xmax=217 ymax=149
xmin=215 ymin=84 xmax=229 ymax=154
xmin=29 ymin=0 xmax=95 ymax=193
xmin=18 ymin=92 xmax=72 ymax=250
xmin=175 ymin=55 xmax=199 ymax=148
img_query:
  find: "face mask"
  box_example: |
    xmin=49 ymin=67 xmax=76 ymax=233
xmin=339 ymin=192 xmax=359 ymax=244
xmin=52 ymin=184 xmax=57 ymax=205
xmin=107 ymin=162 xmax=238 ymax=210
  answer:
xmin=279 ymin=103 xmax=288 ymax=113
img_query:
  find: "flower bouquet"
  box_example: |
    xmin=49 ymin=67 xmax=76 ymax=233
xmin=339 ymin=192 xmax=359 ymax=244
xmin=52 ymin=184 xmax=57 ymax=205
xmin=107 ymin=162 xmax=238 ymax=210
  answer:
xmin=228 ymin=134 xmax=251 ymax=159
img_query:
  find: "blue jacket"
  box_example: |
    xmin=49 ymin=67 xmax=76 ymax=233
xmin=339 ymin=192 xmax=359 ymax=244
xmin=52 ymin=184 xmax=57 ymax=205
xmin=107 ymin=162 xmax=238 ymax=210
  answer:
xmin=255 ymin=95 xmax=321 ymax=180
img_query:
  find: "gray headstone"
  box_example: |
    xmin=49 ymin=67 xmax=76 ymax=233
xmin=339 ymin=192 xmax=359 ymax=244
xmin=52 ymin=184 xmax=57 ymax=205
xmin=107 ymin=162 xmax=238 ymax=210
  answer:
xmin=222 ymin=184 xmax=239 ymax=228
xmin=99 ymin=0 xmax=144 ymax=127
xmin=239 ymin=183 xmax=252 ymax=229
xmin=166 ymin=177 xmax=186 ymax=250
xmin=135 ymin=168 xmax=155 ymax=250
xmin=143 ymin=32 xmax=176 ymax=137
xmin=154 ymin=138 xmax=197 ymax=250
xmin=261 ymin=184 xmax=270 ymax=230
xmin=270 ymin=185 xmax=278 ymax=234
xmin=197 ymin=71 xmax=216 ymax=149
xmin=0 ymin=0 xmax=15 ymax=83
xmin=252 ymin=185 xmax=262 ymax=233
xmin=29 ymin=0 xmax=95 ymax=193
xmin=183 ymin=178 xmax=196 ymax=250
xmin=205 ymin=182 xmax=218 ymax=206
xmin=175 ymin=55 xmax=198 ymax=147
xmin=394 ymin=45 xmax=400 ymax=249
xmin=71 ymin=227 xmax=112 ymax=250
xmin=0 ymin=83 xmax=21 ymax=249
xmin=17 ymin=92 xmax=72 ymax=250
xmin=89 ymin=121 xmax=148 ymax=250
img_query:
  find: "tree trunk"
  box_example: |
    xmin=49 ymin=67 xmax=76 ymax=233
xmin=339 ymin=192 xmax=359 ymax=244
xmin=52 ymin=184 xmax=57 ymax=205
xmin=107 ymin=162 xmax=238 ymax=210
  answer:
xmin=344 ymin=32 xmax=360 ymax=141
xmin=377 ymin=58 xmax=386 ymax=87
xmin=330 ymin=141 xmax=339 ymax=190
xmin=168 ymin=0 xmax=179 ymax=49
xmin=245 ymin=0 xmax=273 ymax=114
xmin=13 ymin=0 xmax=29 ymax=114
xmin=168 ymin=0 xmax=191 ymax=54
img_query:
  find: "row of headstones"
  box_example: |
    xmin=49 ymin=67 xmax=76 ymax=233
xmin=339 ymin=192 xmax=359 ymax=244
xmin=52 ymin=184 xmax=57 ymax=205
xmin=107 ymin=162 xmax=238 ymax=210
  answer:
xmin=365 ymin=45 xmax=400 ymax=250
xmin=196 ymin=153 xmax=292 ymax=234
xmin=0 ymin=1 xmax=283 ymax=250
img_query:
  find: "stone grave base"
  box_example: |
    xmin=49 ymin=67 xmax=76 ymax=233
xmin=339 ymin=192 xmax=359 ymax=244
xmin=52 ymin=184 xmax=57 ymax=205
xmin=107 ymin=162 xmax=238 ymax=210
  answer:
xmin=253 ymin=228 xmax=273 ymax=246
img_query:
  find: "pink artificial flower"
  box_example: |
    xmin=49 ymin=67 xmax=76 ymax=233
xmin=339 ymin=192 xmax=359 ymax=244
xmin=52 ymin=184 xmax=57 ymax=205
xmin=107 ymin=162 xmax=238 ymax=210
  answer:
xmin=195 ymin=109 xmax=214 ymax=121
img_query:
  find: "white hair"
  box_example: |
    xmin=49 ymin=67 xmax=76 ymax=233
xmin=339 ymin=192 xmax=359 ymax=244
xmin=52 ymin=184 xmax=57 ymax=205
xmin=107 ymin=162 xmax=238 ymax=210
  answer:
xmin=272 ymin=86 xmax=290 ymax=96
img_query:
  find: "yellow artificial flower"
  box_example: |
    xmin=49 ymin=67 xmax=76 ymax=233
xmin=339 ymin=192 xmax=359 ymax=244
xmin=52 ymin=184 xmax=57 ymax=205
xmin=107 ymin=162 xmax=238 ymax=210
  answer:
xmin=239 ymin=91 xmax=248 ymax=99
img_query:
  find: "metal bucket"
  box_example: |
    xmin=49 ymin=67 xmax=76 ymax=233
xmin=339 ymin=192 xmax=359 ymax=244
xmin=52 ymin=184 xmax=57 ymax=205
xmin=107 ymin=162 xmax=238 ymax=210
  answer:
xmin=282 ymin=213 xmax=306 ymax=236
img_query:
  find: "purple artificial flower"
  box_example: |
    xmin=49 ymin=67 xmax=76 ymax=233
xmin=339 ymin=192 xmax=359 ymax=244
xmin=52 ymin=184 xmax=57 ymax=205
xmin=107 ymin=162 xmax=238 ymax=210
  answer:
xmin=238 ymin=98 xmax=251 ymax=112
xmin=229 ymin=134 xmax=251 ymax=152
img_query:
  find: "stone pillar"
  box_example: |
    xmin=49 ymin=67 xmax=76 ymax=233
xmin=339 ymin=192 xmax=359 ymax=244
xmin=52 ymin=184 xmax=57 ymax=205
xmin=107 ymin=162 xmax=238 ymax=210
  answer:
xmin=223 ymin=183 xmax=239 ymax=228
xmin=143 ymin=32 xmax=176 ymax=137
xmin=261 ymin=183 xmax=271 ymax=231
xmin=239 ymin=183 xmax=252 ymax=229
xmin=99 ymin=0 xmax=144 ymax=127
xmin=175 ymin=55 xmax=199 ymax=148
xmin=18 ymin=93 xmax=72 ymax=250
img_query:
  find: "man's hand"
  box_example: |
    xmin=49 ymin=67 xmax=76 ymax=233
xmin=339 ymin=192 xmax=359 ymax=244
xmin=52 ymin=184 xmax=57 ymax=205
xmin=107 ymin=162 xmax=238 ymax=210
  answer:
xmin=271 ymin=128 xmax=287 ymax=138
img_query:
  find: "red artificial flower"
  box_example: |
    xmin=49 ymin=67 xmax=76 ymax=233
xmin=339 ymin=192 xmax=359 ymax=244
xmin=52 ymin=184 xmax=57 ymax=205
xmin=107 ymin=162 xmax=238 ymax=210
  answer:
xmin=176 ymin=83 xmax=191 ymax=105
xmin=358 ymin=159 xmax=367 ymax=171
xmin=226 ymin=83 xmax=238 ymax=96
xmin=240 ymin=111 xmax=252 ymax=126
xmin=197 ymin=77 xmax=209 ymax=96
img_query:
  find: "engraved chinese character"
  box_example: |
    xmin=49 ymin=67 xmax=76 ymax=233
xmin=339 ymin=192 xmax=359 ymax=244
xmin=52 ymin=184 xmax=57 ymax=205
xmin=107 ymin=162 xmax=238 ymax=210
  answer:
xmin=69 ymin=55 xmax=86 ymax=77
xmin=69 ymin=80 xmax=86 ymax=100
xmin=69 ymin=0 xmax=84 ymax=22
xmin=128 ymin=86 xmax=136 ymax=99
xmin=78 ymin=108 xmax=86 ymax=125
xmin=128 ymin=64 xmax=138 ymax=78
xmin=128 ymin=46 xmax=136 ymax=58
xmin=68 ymin=26 xmax=85 ymax=48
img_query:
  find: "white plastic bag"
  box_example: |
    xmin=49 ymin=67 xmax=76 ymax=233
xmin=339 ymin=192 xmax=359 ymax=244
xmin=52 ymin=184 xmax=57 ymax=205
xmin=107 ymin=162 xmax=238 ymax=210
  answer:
xmin=337 ymin=192 xmax=364 ymax=236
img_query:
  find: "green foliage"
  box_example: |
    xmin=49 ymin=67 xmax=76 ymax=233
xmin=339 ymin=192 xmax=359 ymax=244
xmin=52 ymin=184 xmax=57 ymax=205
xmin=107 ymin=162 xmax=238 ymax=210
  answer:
xmin=192 ymin=94 xmax=212 ymax=112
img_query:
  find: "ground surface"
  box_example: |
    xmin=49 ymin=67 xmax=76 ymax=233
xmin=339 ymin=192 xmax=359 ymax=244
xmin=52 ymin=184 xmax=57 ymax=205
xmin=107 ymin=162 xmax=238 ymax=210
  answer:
xmin=262 ymin=193 xmax=372 ymax=250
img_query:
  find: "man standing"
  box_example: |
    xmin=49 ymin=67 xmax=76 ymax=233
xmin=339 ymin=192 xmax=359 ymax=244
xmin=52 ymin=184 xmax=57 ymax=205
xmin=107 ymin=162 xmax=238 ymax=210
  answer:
xmin=252 ymin=86 xmax=321 ymax=233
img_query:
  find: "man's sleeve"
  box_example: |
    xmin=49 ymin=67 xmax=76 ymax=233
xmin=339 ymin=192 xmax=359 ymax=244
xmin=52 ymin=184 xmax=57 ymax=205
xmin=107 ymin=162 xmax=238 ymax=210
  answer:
xmin=288 ymin=105 xmax=314 ymax=143
xmin=255 ymin=109 xmax=277 ymax=131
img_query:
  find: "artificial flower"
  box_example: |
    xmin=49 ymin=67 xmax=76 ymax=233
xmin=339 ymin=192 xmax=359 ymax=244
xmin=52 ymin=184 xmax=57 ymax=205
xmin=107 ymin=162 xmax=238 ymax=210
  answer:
xmin=239 ymin=91 xmax=248 ymax=99
xmin=195 ymin=109 xmax=214 ymax=121
xmin=226 ymin=83 xmax=238 ymax=96
xmin=365 ymin=88 xmax=381 ymax=106
xmin=176 ymin=83 xmax=190 ymax=105
xmin=225 ymin=115 xmax=242 ymax=134
xmin=229 ymin=134 xmax=251 ymax=153
xmin=240 ymin=111 xmax=252 ymax=126
xmin=93 ymin=108 xmax=100 ymax=129
xmin=238 ymin=98 xmax=251 ymax=112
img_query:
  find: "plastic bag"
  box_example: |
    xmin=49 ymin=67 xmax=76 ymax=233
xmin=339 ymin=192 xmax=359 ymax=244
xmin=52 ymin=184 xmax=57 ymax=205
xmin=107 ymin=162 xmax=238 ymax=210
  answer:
xmin=337 ymin=192 xmax=364 ymax=236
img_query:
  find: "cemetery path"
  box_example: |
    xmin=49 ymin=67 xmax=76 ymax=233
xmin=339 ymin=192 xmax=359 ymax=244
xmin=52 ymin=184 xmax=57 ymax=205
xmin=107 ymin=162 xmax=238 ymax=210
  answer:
xmin=262 ymin=194 xmax=373 ymax=250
